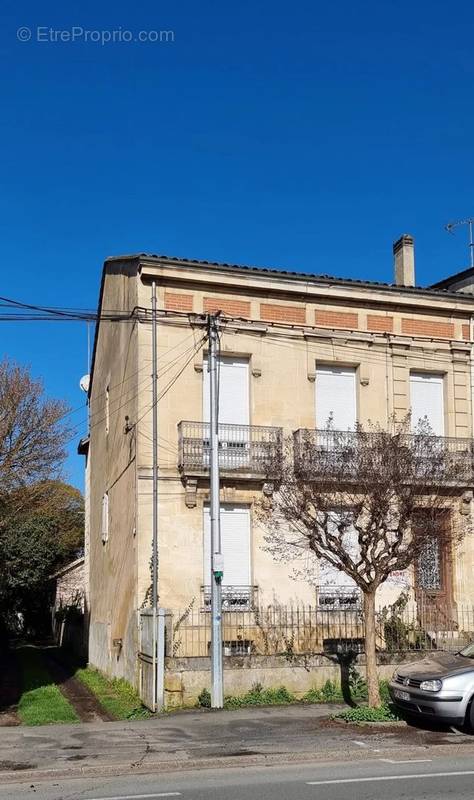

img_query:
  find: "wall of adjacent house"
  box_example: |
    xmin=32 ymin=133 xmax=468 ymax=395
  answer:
xmin=55 ymin=560 xmax=85 ymax=610
xmin=87 ymin=261 xmax=140 ymax=685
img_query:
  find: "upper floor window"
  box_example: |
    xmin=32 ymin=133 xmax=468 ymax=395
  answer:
xmin=105 ymin=385 xmax=110 ymax=434
xmin=315 ymin=365 xmax=357 ymax=430
xmin=203 ymin=356 xmax=249 ymax=426
xmin=101 ymin=492 xmax=109 ymax=543
xmin=409 ymin=372 xmax=444 ymax=436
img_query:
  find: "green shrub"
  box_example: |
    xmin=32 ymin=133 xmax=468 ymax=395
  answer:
xmin=333 ymin=704 xmax=400 ymax=723
xmin=320 ymin=679 xmax=343 ymax=702
xmin=224 ymin=684 xmax=295 ymax=708
xmin=197 ymin=688 xmax=211 ymax=708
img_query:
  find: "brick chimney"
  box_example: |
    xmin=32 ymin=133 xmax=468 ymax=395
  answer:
xmin=393 ymin=234 xmax=415 ymax=287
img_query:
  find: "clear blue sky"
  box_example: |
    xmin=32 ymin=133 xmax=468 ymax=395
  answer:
xmin=1 ymin=0 xmax=473 ymax=490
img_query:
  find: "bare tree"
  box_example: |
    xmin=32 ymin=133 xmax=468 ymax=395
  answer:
xmin=0 ymin=358 xmax=72 ymax=516
xmin=260 ymin=417 xmax=471 ymax=706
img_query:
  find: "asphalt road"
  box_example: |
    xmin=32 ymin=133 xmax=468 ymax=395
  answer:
xmin=3 ymin=755 xmax=474 ymax=800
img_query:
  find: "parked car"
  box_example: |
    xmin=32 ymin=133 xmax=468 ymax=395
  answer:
xmin=389 ymin=642 xmax=474 ymax=728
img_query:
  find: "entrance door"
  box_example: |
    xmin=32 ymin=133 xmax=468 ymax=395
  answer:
xmin=415 ymin=511 xmax=454 ymax=628
xmin=410 ymin=372 xmax=444 ymax=435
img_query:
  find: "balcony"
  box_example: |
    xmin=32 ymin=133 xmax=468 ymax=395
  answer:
xmin=201 ymin=585 xmax=258 ymax=611
xmin=293 ymin=428 xmax=474 ymax=487
xmin=178 ymin=421 xmax=282 ymax=480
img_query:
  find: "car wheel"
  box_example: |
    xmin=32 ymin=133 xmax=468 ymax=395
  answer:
xmin=465 ymin=698 xmax=474 ymax=732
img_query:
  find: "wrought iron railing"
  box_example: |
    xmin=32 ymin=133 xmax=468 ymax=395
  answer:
xmin=167 ymin=602 xmax=474 ymax=658
xmin=316 ymin=585 xmax=362 ymax=609
xmin=201 ymin=584 xmax=258 ymax=611
xmin=293 ymin=428 xmax=474 ymax=485
xmin=178 ymin=421 xmax=282 ymax=476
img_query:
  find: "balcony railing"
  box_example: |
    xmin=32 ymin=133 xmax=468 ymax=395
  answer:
xmin=178 ymin=421 xmax=282 ymax=478
xmin=201 ymin=585 xmax=258 ymax=611
xmin=293 ymin=428 xmax=474 ymax=486
xmin=316 ymin=585 xmax=362 ymax=610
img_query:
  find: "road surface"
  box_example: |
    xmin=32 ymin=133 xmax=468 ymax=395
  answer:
xmin=3 ymin=754 xmax=474 ymax=800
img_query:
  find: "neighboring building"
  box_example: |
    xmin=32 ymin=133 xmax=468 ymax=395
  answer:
xmin=51 ymin=556 xmax=85 ymax=612
xmin=82 ymin=235 xmax=474 ymax=686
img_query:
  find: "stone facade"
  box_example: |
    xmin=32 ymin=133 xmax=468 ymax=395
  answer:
xmin=83 ymin=244 xmax=474 ymax=687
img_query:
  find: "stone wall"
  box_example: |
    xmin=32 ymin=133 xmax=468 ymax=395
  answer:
xmin=163 ymin=652 xmax=427 ymax=708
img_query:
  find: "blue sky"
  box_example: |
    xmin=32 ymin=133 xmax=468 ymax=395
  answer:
xmin=1 ymin=0 xmax=473 ymax=489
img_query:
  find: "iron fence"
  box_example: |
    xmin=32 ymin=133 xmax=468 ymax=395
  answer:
xmin=168 ymin=602 xmax=474 ymax=659
xmin=177 ymin=421 xmax=282 ymax=476
xmin=293 ymin=428 xmax=474 ymax=485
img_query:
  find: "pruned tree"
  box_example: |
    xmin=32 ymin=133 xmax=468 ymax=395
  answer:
xmin=260 ymin=417 xmax=471 ymax=706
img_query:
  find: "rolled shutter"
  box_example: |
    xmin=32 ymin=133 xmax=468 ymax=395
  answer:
xmin=315 ymin=365 xmax=356 ymax=430
xmin=410 ymin=373 xmax=444 ymax=435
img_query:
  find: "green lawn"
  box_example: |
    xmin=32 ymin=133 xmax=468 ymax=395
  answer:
xmin=75 ymin=667 xmax=151 ymax=719
xmin=17 ymin=647 xmax=79 ymax=726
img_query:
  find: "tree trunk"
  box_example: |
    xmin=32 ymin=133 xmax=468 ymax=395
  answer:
xmin=363 ymin=590 xmax=381 ymax=707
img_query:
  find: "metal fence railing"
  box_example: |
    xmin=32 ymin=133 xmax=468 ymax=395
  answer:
xmin=178 ymin=421 xmax=282 ymax=476
xmin=293 ymin=428 xmax=474 ymax=485
xmin=167 ymin=602 xmax=474 ymax=659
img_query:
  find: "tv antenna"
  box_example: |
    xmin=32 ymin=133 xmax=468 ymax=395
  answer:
xmin=445 ymin=217 xmax=474 ymax=268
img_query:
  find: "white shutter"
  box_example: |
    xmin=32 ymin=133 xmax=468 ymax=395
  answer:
xmin=315 ymin=365 xmax=356 ymax=430
xmin=410 ymin=373 xmax=444 ymax=435
xmin=203 ymin=505 xmax=250 ymax=587
xmin=203 ymin=356 xmax=249 ymax=425
xmin=101 ymin=492 xmax=109 ymax=543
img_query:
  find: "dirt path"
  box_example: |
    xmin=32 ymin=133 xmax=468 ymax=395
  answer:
xmin=0 ymin=647 xmax=20 ymax=726
xmin=43 ymin=650 xmax=115 ymax=722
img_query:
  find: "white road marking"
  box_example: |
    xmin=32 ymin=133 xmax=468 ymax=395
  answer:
xmin=85 ymin=794 xmax=181 ymax=800
xmin=352 ymin=740 xmax=369 ymax=748
xmin=307 ymin=770 xmax=474 ymax=785
xmin=379 ymin=759 xmax=433 ymax=764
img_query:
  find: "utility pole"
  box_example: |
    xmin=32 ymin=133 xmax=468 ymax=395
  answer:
xmin=208 ymin=313 xmax=224 ymax=708
xmin=151 ymin=281 xmax=159 ymax=612
xmin=151 ymin=282 xmax=159 ymax=707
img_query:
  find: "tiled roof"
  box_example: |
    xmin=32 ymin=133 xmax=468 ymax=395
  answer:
xmin=105 ymin=252 xmax=467 ymax=299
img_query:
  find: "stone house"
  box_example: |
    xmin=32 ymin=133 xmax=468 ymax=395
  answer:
xmin=81 ymin=235 xmax=474 ymax=687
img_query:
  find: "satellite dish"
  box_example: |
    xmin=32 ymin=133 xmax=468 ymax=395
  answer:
xmin=79 ymin=374 xmax=90 ymax=393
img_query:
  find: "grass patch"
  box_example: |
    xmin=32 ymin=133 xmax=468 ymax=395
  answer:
xmin=75 ymin=667 xmax=151 ymax=720
xmin=332 ymin=704 xmax=401 ymax=723
xmin=17 ymin=647 xmax=79 ymax=726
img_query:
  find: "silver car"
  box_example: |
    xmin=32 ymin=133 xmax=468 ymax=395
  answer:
xmin=389 ymin=642 xmax=474 ymax=727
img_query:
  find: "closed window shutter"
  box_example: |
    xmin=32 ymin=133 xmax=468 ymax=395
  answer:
xmin=203 ymin=505 xmax=250 ymax=587
xmin=203 ymin=357 xmax=249 ymax=425
xmin=315 ymin=366 xmax=356 ymax=430
xmin=410 ymin=372 xmax=444 ymax=435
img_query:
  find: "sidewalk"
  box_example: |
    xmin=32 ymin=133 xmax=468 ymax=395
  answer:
xmin=1 ymin=703 xmax=473 ymax=784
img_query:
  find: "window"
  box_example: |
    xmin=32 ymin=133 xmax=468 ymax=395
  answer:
xmin=203 ymin=356 xmax=249 ymax=426
xmin=203 ymin=505 xmax=251 ymax=608
xmin=318 ymin=510 xmax=359 ymax=607
xmin=315 ymin=365 xmax=356 ymax=430
xmin=101 ymin=492 xmax=109 ymax=543
xmin=410 ymin=372 xmax=444 ymax=435
xmin=105 ymin=385 xmax=110 ymax=434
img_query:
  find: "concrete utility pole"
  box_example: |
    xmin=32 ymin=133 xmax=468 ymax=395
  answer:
xmin=151 ymin=282 xmax=159 ymax=610
xmin=208 ymin=313 xmax=224 ymax=708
